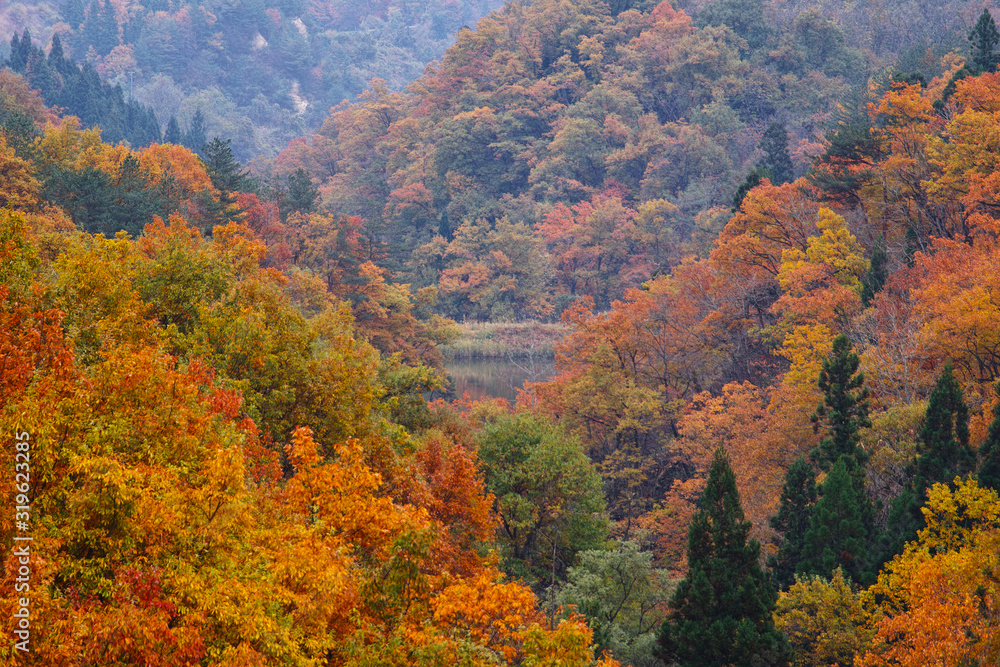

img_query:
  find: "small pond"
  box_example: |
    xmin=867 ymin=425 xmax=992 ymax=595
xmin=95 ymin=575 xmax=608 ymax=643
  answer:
xmin=444 ymin=357 xmax=557 ymax=402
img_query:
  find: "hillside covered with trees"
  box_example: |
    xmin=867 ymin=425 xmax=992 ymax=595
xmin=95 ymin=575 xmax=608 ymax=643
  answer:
xmin=4 ymin=0 xmax=1000 ymax=665
xmin=1 ymin=0 xmax=506 ymax=160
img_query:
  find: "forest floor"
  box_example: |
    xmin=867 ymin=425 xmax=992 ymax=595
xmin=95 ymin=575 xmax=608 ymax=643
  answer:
xmin=440 ymin=321 xmax=568 ymax=359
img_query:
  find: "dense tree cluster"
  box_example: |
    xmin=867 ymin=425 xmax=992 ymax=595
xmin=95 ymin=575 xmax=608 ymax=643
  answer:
xmin=6 ymin=2 xmax=1000 ymax=665
xmin=5 ymin=31 xmax=161 ymax=147
xmin=2 ymin=0 xmax=507 ymax=159
xmin=0 ymin=85 xmax=626 ymax=665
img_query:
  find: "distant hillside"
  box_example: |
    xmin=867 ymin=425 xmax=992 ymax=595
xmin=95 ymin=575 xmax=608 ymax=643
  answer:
xmin=1 ymin=0 xmax=505 ymax=160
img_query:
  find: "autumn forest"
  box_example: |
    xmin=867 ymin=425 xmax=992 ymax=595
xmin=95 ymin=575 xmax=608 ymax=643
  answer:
xmin=3 ymin=0 xmax=1000 ymax=665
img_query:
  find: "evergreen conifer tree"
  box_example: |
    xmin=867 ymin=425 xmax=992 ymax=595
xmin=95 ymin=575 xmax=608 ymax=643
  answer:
xmin=9 ymin=31 xmax=32 ymax=73
xmin=64 ymin=0 xmax=86 ymax=30
xmin=811 ymin=334 xmax=871 ymax=476
xmin=797 ymin=456 xmax=870 ymax=585
xmin=203 ymin=138 xmax=249 ymax=194
xmin=202 ymin=137 xmax=249 ymax=225
xmin=916 ymin=362 xmax=973 ymax=485
xmin=438 ymin=209 xmax=452 ymax=241
xmin=657 ymin=448 xmax=789 ymax=667
xmin=881 ymin=363 xmax=973 ymax=562
xmin=768 ymin=456 xmax=818 ymax=589
xmin=969 ymin=9 xmax=1000 ymax=73
xmin=164 ymin=116 xmax=182 ymax=145
xmin=48 ymin=33 xmax=72 ymax=76
xmin=878 ymin=486 xmax=922 ymax=565
xmin=978 ymin=382 xmax=1000 ymax=492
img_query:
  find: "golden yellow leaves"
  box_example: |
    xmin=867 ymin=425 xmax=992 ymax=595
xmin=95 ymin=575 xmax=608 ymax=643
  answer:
xmin=774 ymin=568 xmax=872 ymax=667
xmin=859 ymin=480 xmax=1000 ymax=666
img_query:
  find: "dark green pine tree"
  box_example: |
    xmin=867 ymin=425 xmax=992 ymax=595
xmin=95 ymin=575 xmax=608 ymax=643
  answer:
xmin=767 ymin=456 xmax=818 ymax=590
xmin=810 ymin=334 xmax=871 ymax=476
xmin=969 ymin=9 xmax=1000 ymax=73
xmin=47 ymin=33 xmax=74 ymax=78
xmin=881 ymin=363 xmax=974 ymax=562
xmin=202 ymin=137 xmax=249 ymax=225
xmin=878 ymin=486 xmax=922 ymax=566
xmin=89 ymin=0 xmax=120 ymax=56
xmin=978 ymin=382 xmax=1000 ymax=492
xmin=8 ymin=31 xmax=31 ymax=73
xmin=111 ymin=154 xmax=166 ymax=236
xmin=759 ymin=122 xmax=795 ymax=186
xmin=860 ymin=239 xmax=888 ymax=308
xmin=916 ymin=362 xmax=974 ymax=485
xmin=164 ymin=116 xmax=182 ymax=145
xmin=203 ymin=137 xmax=249 ymax=195
xmin=797 ymin=456 xmax=870 ymax=585
xmin=25 ymin=49 xmax=59 ymax=101
xmin=657 ymin=448 xmax=789 ymax=667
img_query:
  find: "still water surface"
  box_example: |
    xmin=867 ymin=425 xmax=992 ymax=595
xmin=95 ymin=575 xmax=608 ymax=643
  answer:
xmin=444 ymin=358 xmax=556 ymax=402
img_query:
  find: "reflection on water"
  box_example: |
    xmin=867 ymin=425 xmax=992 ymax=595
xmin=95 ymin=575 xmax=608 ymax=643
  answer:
xmin=445 ymin=358 xmax=556 ymax=402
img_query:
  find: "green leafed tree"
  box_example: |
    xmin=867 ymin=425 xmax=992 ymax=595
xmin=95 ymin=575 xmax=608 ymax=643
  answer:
xmin=695 ymin=0 xmax=771 ymax=51
xmin=202 ymin=137 xmax=250 ymax=225
xmin=475 ymin=413 xmax=609 ymax=590
xmin=556 ymin=541 xmax=667 ymax=666
xmin=657 ymin=448 xmax=789 ymax=667
xmin=183 ymin=109 xmax=207 ymax=157
xmin=283 ymin=167 xmax=319 ymax=217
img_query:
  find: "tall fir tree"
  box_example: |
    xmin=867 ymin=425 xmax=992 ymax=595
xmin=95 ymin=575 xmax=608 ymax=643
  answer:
xmin=202 ymin=137 xmax=249 ymax=225
xmin=916 ymin=362 xmax=973 ymax=485
xmin=203 ymin=137 xmax=249 ymax=194
xmin=883 ymin=363 xmax=975 ymax=558
xmin=164 ymin=116 xmax=182 ymax=145
xmin=811 ymin=334 xmax=871 ymax=476
xmin=768 ymin=456 xmax=818 ymax=590
xmin=797 ymin=456 xmax=870 ymax=585
xmin=64 ymin=0 xmax=86 ymax=30
xmin=809 ymin=334 xmax=878 ymax=576
xmin=47 ymin=33 xmax=72 ymax=77
xmin=969 ymin=9 xmax=1000 ymax=73
xmin=8 ymin=31 xmax=31 ymax=73
xmin=978 ymin=382 xmax=1000 ymax=492
xmin=657 ymin=448 xmax=789 ymax=667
